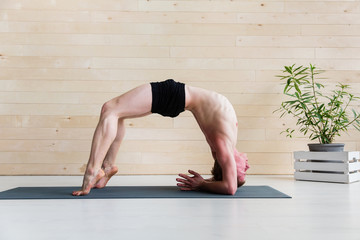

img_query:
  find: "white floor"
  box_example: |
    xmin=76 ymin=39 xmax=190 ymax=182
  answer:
xmin=0 ymin=175 xmax=359 ymax=240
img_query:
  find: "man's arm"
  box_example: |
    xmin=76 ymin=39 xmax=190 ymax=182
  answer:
xmin=177 ymin=150 xmax=238 ymax=195
xmin=201 ymin=150 xmax=238 ymax=195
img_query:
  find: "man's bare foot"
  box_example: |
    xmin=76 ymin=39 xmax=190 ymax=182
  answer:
xmin=72 ymin=169 xmax=105 ymax=196
xmin=94 ymin=166 xmax=118 ymax=189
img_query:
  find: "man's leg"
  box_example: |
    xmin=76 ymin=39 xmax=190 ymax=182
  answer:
xmin=93 ymin=118 xmax=125 ymax=188
xmin=72 ymin=84 xmax=152 ymax=196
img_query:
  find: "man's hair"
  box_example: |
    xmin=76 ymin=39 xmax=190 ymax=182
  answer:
xmin=211 ymin=160 xmax=222 ymax=181
xmin=211 ymin=160 xmax=246 ymax=187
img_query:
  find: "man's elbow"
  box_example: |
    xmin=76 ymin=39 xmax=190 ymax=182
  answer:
xmin=225 ymin=184 xmax=237 ymax=195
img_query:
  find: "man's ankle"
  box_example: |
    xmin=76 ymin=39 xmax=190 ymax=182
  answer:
xmin=102 ymin=162 xmax=114 ymax=170
xmin=85 ymin=168 xmax=97 ymax=176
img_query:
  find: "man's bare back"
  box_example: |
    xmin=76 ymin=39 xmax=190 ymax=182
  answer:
xmin=185 ymin=85 xmax=238 ymax=150
xmin=73 ymin=80 xmax=249 ymax=196
xmin=178 ymin=86 xmax=244 ymax=194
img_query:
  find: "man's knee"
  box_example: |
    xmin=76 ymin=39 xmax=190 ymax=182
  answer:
xmin=100 ymin=101 xmax=117 ymax=119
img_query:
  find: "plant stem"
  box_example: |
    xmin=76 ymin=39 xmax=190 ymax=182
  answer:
xmin=288 ymin=67 xmax=323 ymax=139
xmin=280 ymin=105 xmax=320 ymax=137
xmin=309 ymin=66 xmax=325 ymax=137
xmin=329 ymin=109 xmax=360 ymax=141
xmin=329 ymin=88 xmax=347 ymax=139
xmin=325 ymin=90 xmax=341 ymax=137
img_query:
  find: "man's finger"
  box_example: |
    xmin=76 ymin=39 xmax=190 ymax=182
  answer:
xmin=176 ymin=182 xmax=192 ymax=190
xmin=188 ymin=169 xmax=200 ymax=177
xmin=176 ymin=178 xmax=189 ymax=184
xmin=178 ymin=173 xmax=192 ymax=181
xmin=177 ymin=183 xmax=190 ymax=188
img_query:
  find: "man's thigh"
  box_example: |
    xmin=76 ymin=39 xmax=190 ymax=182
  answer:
xmin=108 ymin=83 xmax=152 ymax=119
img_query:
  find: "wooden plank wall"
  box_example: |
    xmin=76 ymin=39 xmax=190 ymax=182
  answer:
xmin=1 ymin=0 xmax=360 ymax=175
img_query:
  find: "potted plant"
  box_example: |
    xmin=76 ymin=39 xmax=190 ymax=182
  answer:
xmin=275 ymin=64 xmax=360 ymax=152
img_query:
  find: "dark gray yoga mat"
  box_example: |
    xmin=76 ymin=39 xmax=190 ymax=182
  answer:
xmin=0 ymin=186 xmax=291 ymax=199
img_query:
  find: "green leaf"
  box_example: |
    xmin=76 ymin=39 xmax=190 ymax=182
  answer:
xmin=285 ymin=66 xmax=292 ymax=74
xmin=286 ymin=78 xmax=292 ymax=85
xmin=294 ymin=67 xmax=307 ymax=76
xmin=293 ymin=65 xmax=303 ymax=73
xmin=316 ymin=83 xmax=324 ymax=89
xmin=300 ymin=102 xmax=307 ymax=109
xmin=284 ymin=83 xmax=290 ymax=93
xmin=352 ymin=109 xmax=358 ymax=118
xmin=311 ymin=136 xmax=318 ymax=141
xmin=294 ymin=83 xmax=302 ymax=95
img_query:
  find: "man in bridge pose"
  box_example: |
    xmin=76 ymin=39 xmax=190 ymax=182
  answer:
xmin=72 ymin=79 xmax=249 ymax=196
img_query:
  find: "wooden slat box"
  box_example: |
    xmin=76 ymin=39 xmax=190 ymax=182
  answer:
xmin=294 ymin=151 xmax=360 ymax=183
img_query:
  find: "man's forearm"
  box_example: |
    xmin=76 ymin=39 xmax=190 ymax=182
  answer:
xmin=199 ymin=180 xmax=236 ymax=195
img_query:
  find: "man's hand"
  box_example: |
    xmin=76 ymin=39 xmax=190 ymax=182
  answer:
xmin=176 ymin=170 xmax=205 ymax=191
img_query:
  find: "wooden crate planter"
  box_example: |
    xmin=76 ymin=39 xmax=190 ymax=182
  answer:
xmin=294 ymin=151 xmax=360 ymax=183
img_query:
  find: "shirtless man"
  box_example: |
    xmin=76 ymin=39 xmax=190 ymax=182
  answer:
xmin=72 ymin=79 xmax=249 ymax=196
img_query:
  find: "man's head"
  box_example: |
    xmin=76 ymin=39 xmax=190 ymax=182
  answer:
xmin=211 ymin=150 xmax=249 ymax=187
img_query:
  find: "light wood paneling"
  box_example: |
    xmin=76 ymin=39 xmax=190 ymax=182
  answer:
xmin=0 ymin=33 xmax=236 ymax=47
xmin=1 ymin=45 xmax=170 ymax=57
xmin=237 ymin=36 xmax=360 ymax=48
xmin=285 ymin=2 xmax=360 ymax=13
xmin=2 ymin=22 xmax=301 ymax=35
xmin=170 ymin=47 xmax=314 ymax=59
xmin=0 ymin=68 xmax=254 ymax=81
xmin=237 ymin=13 xmax=360 ymax=25
xmin=138 ymin=1 xmax=285 ymax=13
xmin=1 ymin=0 xmax=360 ymax=176
xmin=0 ymin=0 xmax=138 ymax=11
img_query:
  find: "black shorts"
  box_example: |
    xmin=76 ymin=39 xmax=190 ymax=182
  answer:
xmin=150 ymin=79 xmax=186 ymax=118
